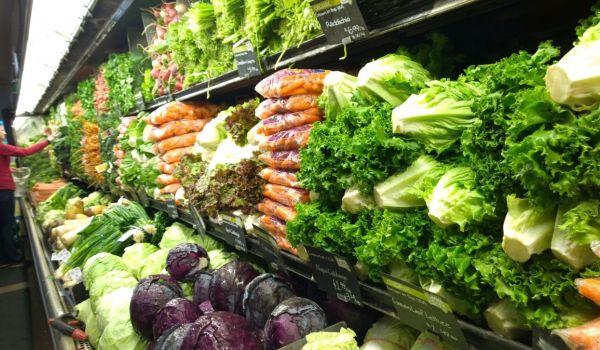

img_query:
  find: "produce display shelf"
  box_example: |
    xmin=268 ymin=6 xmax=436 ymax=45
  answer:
xmin=143 ymin=197 xmax=532 ymax=350
xmin=135 ymin=0 xmax=504 ymax=113
xmin=48 ymin=0 xmax=519 ymax=117
xmin=20 ymin=198 xmax=93 ymax=350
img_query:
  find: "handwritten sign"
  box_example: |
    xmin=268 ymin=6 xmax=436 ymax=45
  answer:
xmin=137 ymin=190 xmax=149 ymax=206
xmin=216 ymin=214 xmax=247 ymax=252
xmin=311 ymin=0 xmax=368 ymax=44
xmin=233 ymin=40 xmax=262 ymax=78
xmin=305 ymin=246 xmax=362 ymax=306
xmin=165 ymin=198 xmax=178 ymax=219
xmin=382 ymin=273 xmax=468 ymax=350
xmin=188 ymin=203 xmax=206 ymax=235
xmin=532 ymin=328 xmax=570 ymax=350
xmin=253 ymin=225 xmax=287 ymax=273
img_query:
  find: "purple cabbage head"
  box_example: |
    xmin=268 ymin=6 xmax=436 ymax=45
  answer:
xmin=264 ymin=297 xmax=327 ymax=348
xmin=155 ymin=323 xmax=193 ymax=350
xmin=130 ymin=274 xmax=183 ymax=340
xmin=153 ymin=298 xmax=202 ymax=339
xmin=243 ymin=274 xmax=296 ymax=329
xmin=166 ymin=243 xmax=210 ymax=282
xmin=192 ymin=271 xmax=213 ymax=305
xmin=209 ymin=261 xmax=259 ymax=314
xmin=198 ymin=300 xmax=214 ymax=315
xmin=181 ymin=311 xmax=266 ymax=350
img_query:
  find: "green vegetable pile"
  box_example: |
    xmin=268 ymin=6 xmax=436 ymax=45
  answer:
xmin=160 ymin=0 xmax=321 ymax=91
xmin=290 ymin=11 xmax=600 ymax=330
xmin=19 ymin=135 xmax=61 ymax=188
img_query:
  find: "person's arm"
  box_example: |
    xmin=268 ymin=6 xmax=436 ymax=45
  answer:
xmin=0 ymin=140 xmax=49 ymax=157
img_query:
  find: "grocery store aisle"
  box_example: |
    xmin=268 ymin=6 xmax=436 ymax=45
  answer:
xmin=0 ymin=259 xmax=53 ymax=349
xmin=0 ymin=265 xmax=33 ymax=350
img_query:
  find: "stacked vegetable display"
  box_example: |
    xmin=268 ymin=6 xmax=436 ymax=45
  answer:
xmin=175 ymin=99 xmax=264 ymax=216
xmin=127 ymin=242 xmax=332 ymax=349
xmin=143 ymin=101 xmax=220 ymax=200
xmin=144 ymin=2 xmax=184 ymax=97
xmin=282 ymin=9 xmax=600 ymax=341
xmin=252 ymin=69 xmax=327 ymax=254
xmin=144 ymin=0 xmax=321 ymax=96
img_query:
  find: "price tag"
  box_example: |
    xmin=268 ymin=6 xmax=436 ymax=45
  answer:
xmin=253 ymin=225 xmax=287 ymax=274
xmin=127 ymin=190 xmax=140 ymax=203
xmin=310 ymin=0 xmax=368 ymax=44
xmin=533 ymin=328 xmax=570 ymax=350
xmin=51 ymin=249 xmax=71 ymax=262
xmin=233 ymin=40 xmax=262 ymax=78
xmin=218 ymin=214 xmax=247 ymax=252
xmin=135 ymin=92 xmax=145 ymax=111
xmin=188 ymin=202 xmax=206 ymax=235
xmin=382 ymin=273 xmax=468 ymax=350
xmin=68 ymin=267 xmax=83 ymax=285
xmin=165 ymin=198 xmax=178 ymax=219
xmin=138 ymin=190 xmax=150 ymax=206
xmin=305 ymin=246 xmax=362 ymax=306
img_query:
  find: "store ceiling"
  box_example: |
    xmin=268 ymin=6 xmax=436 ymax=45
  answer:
xmin=0 ymin=0 xmax=31 ymax=114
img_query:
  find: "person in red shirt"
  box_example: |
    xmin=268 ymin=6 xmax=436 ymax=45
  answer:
xmin=0 ymin=127 xmax=54 ymax=265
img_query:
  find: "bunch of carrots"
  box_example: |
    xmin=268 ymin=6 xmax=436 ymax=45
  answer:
xmin=145 ymin=101 xmax=219 ymax=200
xmin=82 ymin=122 xmax=104 ymax=185
xmin=253 ymin=69 xmax=329 ymax=255
xmin=94 ymin=69 xmax=109 ymax=113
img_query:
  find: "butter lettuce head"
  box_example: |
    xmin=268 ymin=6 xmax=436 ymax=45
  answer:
xmin=302 ymin=328 xmax=359 ymax=350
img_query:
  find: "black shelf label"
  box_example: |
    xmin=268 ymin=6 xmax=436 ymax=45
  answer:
xmin=165 ymin=198 xmax=178 ymax=219
xmin=305 ymin=246 xmax=362 ymax=306
xmin=532 ymin=328 xmax=569 ymax=350
xmin=138 ymin=190 xmax=149 ymax=206
xmin=233 ymin=40 xmax=262 ymax=78
xmin=188 ymin=202 xmax=206 ymax=235
xmin=311 ymin=0 xmax=368 ymax=44
xmin=253 ymin=225 xmax=287 ymax=274
xmin=135 ymin=92 xmax=145 ymax=111
xmin=218 ymin=214 xmax=248 ymax=252
xmin=382 ymin=274 xmax=468 ymax=350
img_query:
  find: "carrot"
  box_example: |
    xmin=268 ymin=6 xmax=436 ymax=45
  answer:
xmin=155 ymin=132 xmax=199 ymax=154
xmin=158 ymin=162 xmax=177 ymax=175
xmin=256 ymin=95 xmax=319 ymax=119
xmin=161 ymin=146 xmax=193 ymax=164
xmin=160 ymin=183 xmax=181 ymax=194
xmin=259 ymin=124 xmax=312 ymax=151
xmin=157 ymin=174 xmax=179 ymax=186
xmin=553 ymin=317 xmax=600 ymax=350
xmin=259 ymin=168 xmax=301 ymax=188
xmin=257 ymin=198 xmax=298 ymax=222
xmin=255 ymin=69 xmax=329 ymax=98
xmin=148 ymin=119 xmax=209 ymax=141
xmin=259 ymin=150 xmax=301 ymax=170
xmin=262 ymin=184 xmax=310 ymax=207
xmin=576 ymin=278 xmax=600 ymax=305
xmin=257 ymin=108 xmax=322 ymax=135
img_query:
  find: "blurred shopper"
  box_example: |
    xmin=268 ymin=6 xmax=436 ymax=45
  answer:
xmin=0 ymin=127 xmax=54 ymax=265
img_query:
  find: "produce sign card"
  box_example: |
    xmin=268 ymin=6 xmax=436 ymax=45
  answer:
xmin=165 ymin=198 xmax=178 ymax=219
xmin=382 ymin=273 xmax=468 ymax=350
xmin=310 ymin=0 xmax=368 ymax=44
xmin=532 ymin=328 xmax=570 ymax=350
xmin=137 ymin=190 xmax=150 ymax=206
xmin=253 ymin=224 xmax=287 ymax=274
xmin=305 ymin=246 xmax=363 ymax=306
xmin=215 ymin=214 xmax=248 ymax=252
xmin=233 ymin=40 xmax=262 ymax=78
xmin=188 ymin=203 xmax=206 ymax=235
